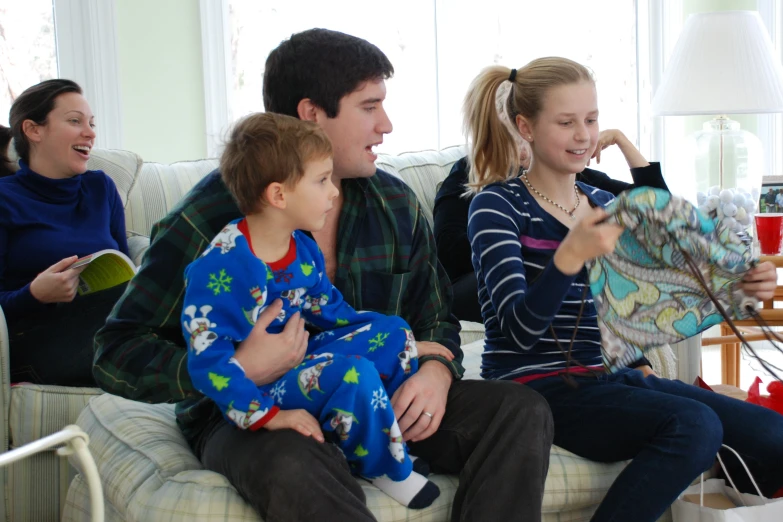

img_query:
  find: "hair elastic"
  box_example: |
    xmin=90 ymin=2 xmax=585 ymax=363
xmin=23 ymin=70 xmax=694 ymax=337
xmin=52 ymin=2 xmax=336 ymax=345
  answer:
xmin=508 ymin=69 xmax=517 ymax=82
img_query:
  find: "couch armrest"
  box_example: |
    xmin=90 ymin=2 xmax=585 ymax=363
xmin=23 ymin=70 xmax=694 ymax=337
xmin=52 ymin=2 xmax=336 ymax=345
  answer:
xmin=458 ymin=320 xmax=485 ymax=346
xmin=127 ymin=235 xmax=151 ymax=268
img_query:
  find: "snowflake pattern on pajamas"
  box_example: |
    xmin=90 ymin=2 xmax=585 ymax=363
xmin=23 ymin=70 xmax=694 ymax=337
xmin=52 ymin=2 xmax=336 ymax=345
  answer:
xmin=371 ymin=386 xmax=388 ymax=411
xmin=270 ymin=380 xmax=286 ymax=405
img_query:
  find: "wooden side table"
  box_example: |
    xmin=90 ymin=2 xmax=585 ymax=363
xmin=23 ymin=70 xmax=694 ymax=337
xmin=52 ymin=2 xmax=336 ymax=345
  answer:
xmin=700 ymin=255 xmax=783 ymax=386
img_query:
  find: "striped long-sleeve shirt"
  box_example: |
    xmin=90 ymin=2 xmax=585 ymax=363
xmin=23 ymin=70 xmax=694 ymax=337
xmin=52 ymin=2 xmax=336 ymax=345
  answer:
xmin=93 ymin=169 xmax=463 ymax=443
xmin=468 ymin=179 xmax=614 ymax=381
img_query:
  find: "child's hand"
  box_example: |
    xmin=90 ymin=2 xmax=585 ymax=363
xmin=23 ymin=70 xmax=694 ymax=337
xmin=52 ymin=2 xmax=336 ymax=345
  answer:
xmin=415 ymin=341 xmax=455 ymax=361
xmin=554 ymin=207 xmax=624 ymax=275
xmin=264 ymin=409 xmax=324 ymax=443
xmin=739 ymin=261 xmax=777 ymax=301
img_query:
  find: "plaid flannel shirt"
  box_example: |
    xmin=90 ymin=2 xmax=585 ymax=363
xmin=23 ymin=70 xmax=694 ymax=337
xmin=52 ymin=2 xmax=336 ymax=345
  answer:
xmin=94 ymin=169 xmax=463 ymax=441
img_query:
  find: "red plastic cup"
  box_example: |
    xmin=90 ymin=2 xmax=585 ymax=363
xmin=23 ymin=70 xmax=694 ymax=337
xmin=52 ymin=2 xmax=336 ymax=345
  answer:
xmin=755 ymin=214 xmax=783 ymax=254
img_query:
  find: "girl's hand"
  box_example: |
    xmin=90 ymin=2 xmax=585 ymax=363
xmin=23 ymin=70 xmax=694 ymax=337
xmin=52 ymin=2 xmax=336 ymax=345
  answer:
xmin=554 ymin=207 xmax=623 ymax=275
xmin=415 ymin=341 xmax=455 ymax=361
xmin=29 ymin=256 xmax=85 ymax=303
xmin=740 ymin=261 xmax=777 ymax=301
xmin=264 ymin=409 xmax=324 ymax=442
xmin=589 ymin=129 xmax=649 ymax=169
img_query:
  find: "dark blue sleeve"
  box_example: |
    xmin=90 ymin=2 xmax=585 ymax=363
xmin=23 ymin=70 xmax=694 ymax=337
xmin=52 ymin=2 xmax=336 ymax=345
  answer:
xmin=0 ymin=213 xmax=44 ymax=319
xmin=578 ymin=163 xmax=668 ymax=197
xmin=433 ymin=157 xmax=474 ymax=282
xmin=629 ymin=162 xmax=668 ymax=192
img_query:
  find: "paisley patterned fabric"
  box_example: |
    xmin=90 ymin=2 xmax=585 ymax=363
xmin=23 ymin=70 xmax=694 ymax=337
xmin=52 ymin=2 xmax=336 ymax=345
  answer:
xmin=587 ymin=187 xmax=758 ymax=372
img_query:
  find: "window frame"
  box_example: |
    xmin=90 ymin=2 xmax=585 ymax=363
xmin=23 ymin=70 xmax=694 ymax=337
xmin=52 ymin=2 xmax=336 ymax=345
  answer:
xmin=199 ymin=0 xmax=232 ymax=158
xmin=53 ymin=0 xmax=123 ymax=149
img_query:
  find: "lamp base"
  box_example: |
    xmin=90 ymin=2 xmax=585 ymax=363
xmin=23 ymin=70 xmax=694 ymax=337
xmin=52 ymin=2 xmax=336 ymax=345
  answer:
xmin=692 ymin=116 xmax=763 ymax=234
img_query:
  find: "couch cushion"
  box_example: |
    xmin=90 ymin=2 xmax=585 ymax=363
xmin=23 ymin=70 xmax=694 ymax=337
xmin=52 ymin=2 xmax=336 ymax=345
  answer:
xmin=127 ymin=235 xmax=151 ymax=267
xmin=69 ymin=394 xmax=457 ymax=522
xmin=124 ymin=159 xmax=219 ymax=237
xmin=458 ymin=320 xmax=485 ymax=348
xmin=86 ymin=149 xmax=144 ymax=208
xmin=64 ymin=474 xmax=126 ymax=522
xmin=8 ymin=384 xmax=102 ymax=522
xmin=375 ymin=146 xmax=466 ymax=227
xmin=67 ymin=392 xmax=631 ymax=522
xmin=9 ymin=384 xmax=102 ymax=447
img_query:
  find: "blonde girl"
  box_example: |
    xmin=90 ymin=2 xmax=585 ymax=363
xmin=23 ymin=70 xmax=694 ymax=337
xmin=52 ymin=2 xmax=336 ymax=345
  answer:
xmin=464 ymin=57 xmax=782 ymax=522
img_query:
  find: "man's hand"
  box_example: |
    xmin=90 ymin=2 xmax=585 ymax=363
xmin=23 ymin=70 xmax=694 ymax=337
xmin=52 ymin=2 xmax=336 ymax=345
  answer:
xmin=264 ymin=409 xmax=324 ymax=442
xmin=391 ymin=359 xmax=453 ymax=442
xmin=233 ymin=299 xmax=308 ymax=386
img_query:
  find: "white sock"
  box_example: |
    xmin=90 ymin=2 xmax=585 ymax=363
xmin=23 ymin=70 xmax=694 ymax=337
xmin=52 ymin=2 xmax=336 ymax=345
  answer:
xmin=367 ymin=471 xmax=440 ymax=509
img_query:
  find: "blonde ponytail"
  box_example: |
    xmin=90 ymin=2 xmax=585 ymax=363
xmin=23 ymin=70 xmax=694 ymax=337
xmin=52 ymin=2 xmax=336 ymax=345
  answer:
xmin=463 ymin=66 xmax=519 ymax=192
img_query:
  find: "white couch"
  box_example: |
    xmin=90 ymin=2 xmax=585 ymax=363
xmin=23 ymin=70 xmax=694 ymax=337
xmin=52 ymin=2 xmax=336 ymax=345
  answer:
xmin=0 ymin=146 xmax=678 ymax=521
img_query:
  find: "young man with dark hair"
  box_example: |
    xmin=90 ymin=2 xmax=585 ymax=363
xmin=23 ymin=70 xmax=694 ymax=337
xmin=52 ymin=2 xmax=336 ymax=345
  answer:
xmin=94 ymin=28 xmax=553 ymax=521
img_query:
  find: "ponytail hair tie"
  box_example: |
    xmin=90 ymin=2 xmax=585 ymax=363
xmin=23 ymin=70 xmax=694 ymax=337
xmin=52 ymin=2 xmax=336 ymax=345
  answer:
xmin=508 ymin=68 xmax=517 ymax=82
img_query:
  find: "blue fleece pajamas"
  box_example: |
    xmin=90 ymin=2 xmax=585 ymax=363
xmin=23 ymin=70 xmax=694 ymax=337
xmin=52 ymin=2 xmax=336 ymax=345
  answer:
xmin=182 ymin=219 xmax=418 ymax=480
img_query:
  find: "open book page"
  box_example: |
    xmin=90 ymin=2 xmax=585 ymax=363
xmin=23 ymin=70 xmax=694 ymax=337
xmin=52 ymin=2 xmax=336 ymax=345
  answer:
xmin=72 ymin=249 xmax=137 ymax=296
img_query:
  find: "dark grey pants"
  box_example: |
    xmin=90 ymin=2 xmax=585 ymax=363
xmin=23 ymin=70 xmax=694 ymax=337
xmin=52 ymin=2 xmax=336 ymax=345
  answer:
xmin=195 ymin=379 xmax=553 ymax=522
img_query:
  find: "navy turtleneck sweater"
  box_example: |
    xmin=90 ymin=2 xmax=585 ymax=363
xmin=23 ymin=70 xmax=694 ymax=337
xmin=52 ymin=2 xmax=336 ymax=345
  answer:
xmin=0 ymin=162 xmax=129 ymax=321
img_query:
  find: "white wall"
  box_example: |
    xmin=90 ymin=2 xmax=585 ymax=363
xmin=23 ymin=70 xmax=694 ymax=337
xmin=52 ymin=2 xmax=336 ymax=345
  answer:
xmin=116 ymin=0 xmax=207 ymax=163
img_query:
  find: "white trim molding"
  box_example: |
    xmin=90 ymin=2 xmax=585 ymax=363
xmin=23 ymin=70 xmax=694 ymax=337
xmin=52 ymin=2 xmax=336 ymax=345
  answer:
xmin=199 ymin=0 xmax=232 ymax=158
xmin=54 ymin=0 xmax=123 ymax=150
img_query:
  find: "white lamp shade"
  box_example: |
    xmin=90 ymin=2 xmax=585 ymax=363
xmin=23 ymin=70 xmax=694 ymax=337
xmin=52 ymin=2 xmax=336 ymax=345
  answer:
xmin=652 ymin=11 xmax=783 ymax=116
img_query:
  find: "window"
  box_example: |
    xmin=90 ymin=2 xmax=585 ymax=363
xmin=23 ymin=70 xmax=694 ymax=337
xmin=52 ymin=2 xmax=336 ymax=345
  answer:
xmin=0 ymin=0 xmax=58 ymax=127
xmin=0 ymin=0 xmax=121 ymax=149
xmin=227 ymin=0 xmax=437 ymax=156
xmin=225 ymin=0 xmax=639 ymax=179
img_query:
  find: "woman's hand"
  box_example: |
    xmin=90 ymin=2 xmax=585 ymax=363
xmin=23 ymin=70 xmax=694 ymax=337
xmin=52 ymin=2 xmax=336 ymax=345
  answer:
xmin=554 ymin=207 xmax=624 ymax=275
xmin=589 ymin=129 xmax=649 ymax=169
xmin=29 ymin=256 xmax=85 ymax=303
xmin=740 ymin=261 xmax=777 ymax=301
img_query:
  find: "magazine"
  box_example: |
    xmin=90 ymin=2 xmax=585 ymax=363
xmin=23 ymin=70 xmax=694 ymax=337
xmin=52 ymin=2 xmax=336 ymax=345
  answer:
xmin=70 ymin=249 xmax=137 ymax=296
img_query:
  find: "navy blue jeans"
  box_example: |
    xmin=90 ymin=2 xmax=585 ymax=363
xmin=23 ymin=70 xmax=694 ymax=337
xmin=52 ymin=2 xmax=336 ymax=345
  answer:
xmin=526 ymin=369 xmax=783 ymax=522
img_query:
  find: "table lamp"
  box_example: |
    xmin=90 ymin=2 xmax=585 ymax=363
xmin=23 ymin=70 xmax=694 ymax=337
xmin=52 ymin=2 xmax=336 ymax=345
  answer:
xmin=652 ymin=11 xmax=783 ymax=234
